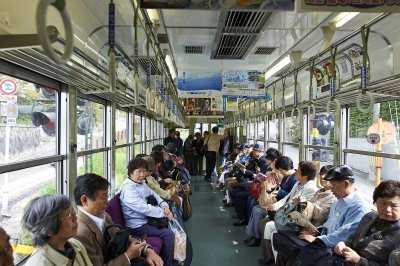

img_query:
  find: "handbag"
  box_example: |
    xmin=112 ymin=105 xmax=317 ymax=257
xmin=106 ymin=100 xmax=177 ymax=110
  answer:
xmin=104 ymin=224 xmax=132 ymax=263
xmin=147 ymin=195 xmax=169 ymax=229
xmin=274 ymin=200 xmax=304 ymax=235
xmin=182 ymin=184 xmax=192 ymax=221
xmin=258 ymin=186 xmax=277 ymax=208
xmin=200 ymin=136 xmax=210 ymax=156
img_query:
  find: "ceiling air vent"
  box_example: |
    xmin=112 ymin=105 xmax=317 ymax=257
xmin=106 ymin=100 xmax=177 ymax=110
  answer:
xmin=157 ymin=33 xmax=168 ymax=44
xmin=184 ymin=46 xmax=204 ymax=54
xmin=254 ymin=47 xmax=276 ymax=55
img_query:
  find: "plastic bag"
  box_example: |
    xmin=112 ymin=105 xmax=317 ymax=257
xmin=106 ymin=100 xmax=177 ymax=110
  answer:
xmin=169 ymin=218 xmax=187 ymax=262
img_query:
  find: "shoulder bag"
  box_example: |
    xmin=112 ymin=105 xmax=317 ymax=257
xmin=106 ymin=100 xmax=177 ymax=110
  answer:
xmin=104 ymin=224 xmax=132 ymax=263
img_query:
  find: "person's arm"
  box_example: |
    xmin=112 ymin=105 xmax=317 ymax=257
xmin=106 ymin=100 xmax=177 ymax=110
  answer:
xmin=318 ymin=206 xmax=367 ymax=248
xmin=146 ymin=176 xmax=171 ymax=200
xmin=121 ymin=185 xmax=165 ymax=218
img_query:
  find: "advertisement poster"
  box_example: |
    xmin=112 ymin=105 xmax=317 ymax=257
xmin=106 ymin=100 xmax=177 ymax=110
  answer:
xmin=178 ymin=70 xmax=222 ymax=98
xmin=298 ymin=0 xmax=400 ymax=13
xmin=140 ymin=0 xmax=295 ymax=11
xmin=185 ymin=98 xmax=224 ymax=116
xmin=223 ymin=98 xmax=239 ymax=112
xmin=222 ymin=70 xmax=265 ymax=99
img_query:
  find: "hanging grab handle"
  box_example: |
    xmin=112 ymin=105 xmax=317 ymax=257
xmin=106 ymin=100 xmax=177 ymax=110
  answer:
xmin=36 ymin=0 xmax=74 ymax=65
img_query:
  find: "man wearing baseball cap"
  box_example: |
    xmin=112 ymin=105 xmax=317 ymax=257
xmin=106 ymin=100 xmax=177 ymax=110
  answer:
xmin=275 ymin=165 xmax=370 ymax=264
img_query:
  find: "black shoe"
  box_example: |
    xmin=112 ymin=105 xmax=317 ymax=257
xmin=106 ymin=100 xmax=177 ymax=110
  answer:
xmin=205 ymin=179 xmax=212 ymax=183
xmin=244 ymin=236 xmax=254 ymax=244
xmin=246 ymin=238 xmax=260 ymax=247
xmin=232 ymin=214 xmax=238 ymax=219
xmin=233 ymin=219 xmax=247 ymax=226
xmin=223 ymin=202 xmax=233 ymax=207
xmin=258 ymin=257 xmax=274 ymax=265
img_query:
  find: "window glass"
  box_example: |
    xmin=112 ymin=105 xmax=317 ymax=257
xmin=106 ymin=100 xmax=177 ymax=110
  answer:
xmin=194 ymin=123 xmax=201 ymax=134
xmin=345 ymin=153 xmax=400 ymax=204
xmin=146 ymin=117 xmax=151 ymax=141
xmin=77 ymin=98 xmax=104 ymax=151
xmin=0 ymin=163 xmax=56 ymax=264
xmin=305 ymin=147 xmax=334 ymax=170
xmin=268 ymin=118 xmax=278 ymax=141
xmin=284 ymin=115 xmax=300 ymax=143
xmin=249 ymin=122 xmax=255 ymax=139
xmin=308 ymin=112 xmax=334 ymax=146
xmin=77 ymin=153 xmax=104 ymax=176
xmin=134 ymin=115 xmax=141 ymax=143
xmin=0 ymin=74 xmax=58 ymax=164
xmin=283 ymin=144 xmax=299 ymax=168
xmin=347 ymin=104 xmax=399 ymax=152
xmin=202 ymin=124 xmax=209 ymax=134
xmin=268 ymin=142 xmax=278 ymax=150
xmin=116 ymin=109 xmax=127 ymax=145
xmin=153 ymin=119 xmax=157 ymax=142
xmin=257 ymin=120 xmax=265 ymax=140
xmin=141 ymin=117 xmax=146 ymax=143
xmin=115 ymin=147 xmax=127 ymax=189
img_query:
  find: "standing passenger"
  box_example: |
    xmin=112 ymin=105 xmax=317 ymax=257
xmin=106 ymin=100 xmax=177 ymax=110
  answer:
xmin=175 ymin=131 xmax=184 ymax=157
xmin=192 ymin=132 xmax=204 ymax=175
xmin=204 ymin=127 xmax=227 ymax=182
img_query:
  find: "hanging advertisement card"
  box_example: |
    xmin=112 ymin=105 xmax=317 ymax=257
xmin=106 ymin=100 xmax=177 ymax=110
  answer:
xmin=298 ymin=0 xmax=400 ymax=13
xmin=178 ymin=70 xmax=222 ymax=98
xmin=222 ymin=70 xmax=265 ymax=99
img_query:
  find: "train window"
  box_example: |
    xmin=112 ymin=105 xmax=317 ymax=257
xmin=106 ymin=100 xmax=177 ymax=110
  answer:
xmin=134 ymin=115 xmax=142 ymax=155
xmin=347 ymin=104 xmax=399 ymax=151
xmin=257 ymin=119 xmax=265 ymax=140
xmin=0 ymin=163 xmax=57 ymax=264
xmin=146 ymin=117 xmax=152 ymax=153
xmin=78 ymin=152 xmax=104 ymax=177
xmin=76 ymin=99 xmax=105 ymax=151
xmin=344 ymin=153 xmax=400 ymax=204
xmin=308 ymin=112 xmax=335 ymax=147
xmin=305 ymin=147 xmax=334 ymax=171
xmin=249 ymin=121 xmax=255 ymax=142
xmin=0 ymin=74 xmax=58 ymax=165
xmin=284 ymin=115 xmax=300 ymax=144
xmin=268 ymin=142 xmax=278 ymax=150
xmin=116 ymin=109 xmax=128 ymax=145
xmin=115 ymin=147 xmax=127 ymax=189
xmin=268 ymin=118 xmax=278 ymax=141
xmin=283 ymin=145 xmax=300 ymax=167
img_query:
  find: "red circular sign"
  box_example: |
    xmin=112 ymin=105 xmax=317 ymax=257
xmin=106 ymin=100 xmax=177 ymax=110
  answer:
xmin=0 ymin=80 xmax=17 ymax=95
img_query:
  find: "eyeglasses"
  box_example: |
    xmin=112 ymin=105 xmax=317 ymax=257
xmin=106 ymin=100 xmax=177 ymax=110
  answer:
xmin=376 ymin=200 xmax=400 ymax=210
xmin=60 ymin=208 xmax=77 ymax=220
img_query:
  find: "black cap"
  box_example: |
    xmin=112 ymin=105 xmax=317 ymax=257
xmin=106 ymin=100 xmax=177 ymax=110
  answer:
xmin=324 ymin=165 xmax=354 ymax=181
xmin=253 ymin=144 xmax=264 ymax=151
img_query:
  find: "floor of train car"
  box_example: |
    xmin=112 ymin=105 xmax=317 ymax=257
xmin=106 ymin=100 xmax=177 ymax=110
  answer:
xmin=185 ymin=175 xmax=260 ymax=266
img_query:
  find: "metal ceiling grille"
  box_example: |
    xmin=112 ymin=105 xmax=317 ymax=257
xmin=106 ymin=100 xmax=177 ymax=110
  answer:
xmin=184 ymin=46 xmax=204 ymax=54
xmin=254 ymin=46 xmax=277 ymax=55
xmin=211 ymin=11 xmax=271 ymax=59
xmin=138 ymin=57 xmax=160 ymax=75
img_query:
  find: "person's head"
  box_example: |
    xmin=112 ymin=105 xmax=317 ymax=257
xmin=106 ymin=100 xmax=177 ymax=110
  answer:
xmin=324 ymin=165 xmax=355 ymax=199
xmin=74 ymin=173 xmax=109 ymax=217
xmin=0 ymin=227 xmax=13 ymax=266
xmin=151 ymin=150 xmax=164 ymax=167
xmin=127 ymin=158 xmax=149 ymax=184
xmin=142 ymin=156 xmax=157 ymax=176
xmin=275 ymin=156 xmax=294 ymax=176
xmin=166 ymin=142 xmax=177 ymax=154
xmin=175 ymin=131 xmax=180 ymax=138
xmin=212 ymin=126 xmax=218 ymax=134
xmin=203 ymin=131 xmax=209 ymax=137
xmin=319 ymin=165 xmax=334 ymax=189
xmin=233 ymin=143 xmax=241 ymax=153
xmin=168 ymin=129 xmax=175 ymax=137
xmin=265 ymin=148 xmax=281 ymax=169
xmin=187 ymin=135 xmax=193 ymax=140
xmin=252 ymin=144 xmax=264 ymax=158
xmin=22 ymin=194 xmax=76 ymax=246
xmin=135 ymin=154 xmax=147 ymax=159
xmin=152 ymin=144 xmax=165 ymax=153
xmin=195 ymin=132 xmax=201 ymax=139
xmin=373 ymin=180 xmax=400 ymax=222
xmin=296 ymin=161 xmax=317 ymax=185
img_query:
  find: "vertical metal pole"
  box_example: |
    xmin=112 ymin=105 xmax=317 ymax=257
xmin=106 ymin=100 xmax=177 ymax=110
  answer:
xmin=333 ymin=106 xmax=342 ymax=166
xmin=1 ymin=124 xmax=10 ymax=215
xmin=62 ymin=84 xmax=77 ymax=200
xmin=376 ymin=118 xmax=382 ymax=186
xmin=107 ymin=101 xmax=116 ymax=195
xmin=299 ymin=108 xmax=304 ymax=162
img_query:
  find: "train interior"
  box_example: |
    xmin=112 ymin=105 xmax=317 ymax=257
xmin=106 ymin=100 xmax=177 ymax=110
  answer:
xmin=0 ymin=0 xmax=400 ymax=265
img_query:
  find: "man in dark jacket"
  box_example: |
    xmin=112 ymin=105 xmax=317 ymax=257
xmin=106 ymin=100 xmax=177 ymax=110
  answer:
xmin=164 ymin=129 xmax=177 ymax=146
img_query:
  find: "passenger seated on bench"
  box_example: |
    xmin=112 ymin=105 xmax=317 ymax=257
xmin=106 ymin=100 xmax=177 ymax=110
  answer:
xmin=121 ymin=158 xmax=175 ymax=266
xmin=22 ymin=194 xmax=93 ymax=266
xmin=0 ymin=226 xmax=14 ymax=266
xmin=274 ymin=165 xmax=370 ymax=265
xmin=74 ymin=173 xmax=163 ymax=266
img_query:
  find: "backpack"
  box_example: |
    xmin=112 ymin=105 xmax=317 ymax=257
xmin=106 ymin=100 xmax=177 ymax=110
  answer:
xmin=104 ymin=224 xmax=132 ymax=263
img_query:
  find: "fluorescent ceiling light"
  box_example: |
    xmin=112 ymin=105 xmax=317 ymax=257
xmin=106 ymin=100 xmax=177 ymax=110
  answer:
xmin=165 ymin=54 xmax=177 ymax=80
xmin=265 ymin=55 xmax=291 ymax=80
xmin=147 ymin=9 xmax=159 ymax=22
xmin=335 ymin=12 xmax=359 ymax=28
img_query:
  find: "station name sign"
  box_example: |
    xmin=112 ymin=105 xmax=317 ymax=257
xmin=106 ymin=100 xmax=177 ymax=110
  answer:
xmin=298 ymin=0 xmax=400 ymax=12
